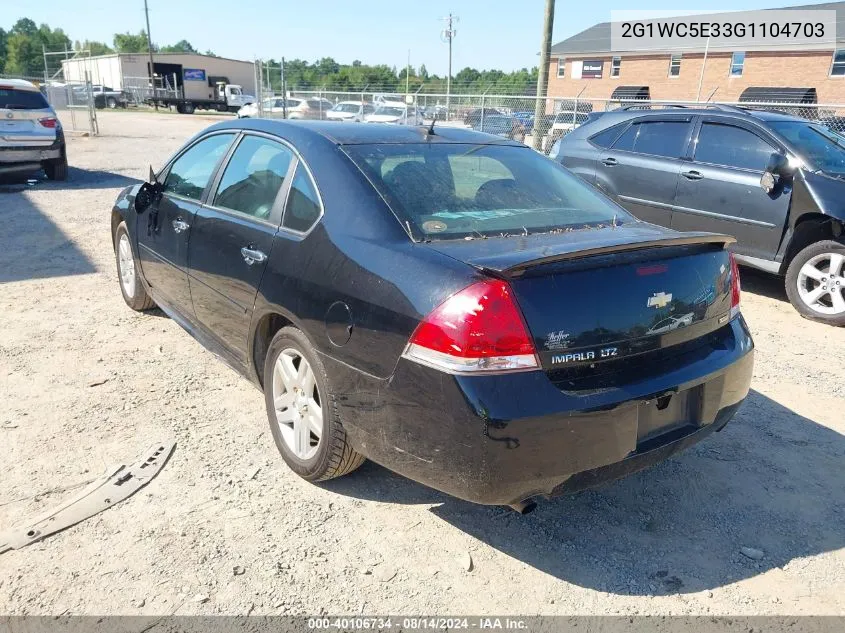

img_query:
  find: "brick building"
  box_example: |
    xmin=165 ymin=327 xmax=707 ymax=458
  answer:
xmin=548 ymin=2 xmax=845 ymax=104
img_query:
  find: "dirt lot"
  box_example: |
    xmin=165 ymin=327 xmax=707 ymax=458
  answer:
xmin=0 ymin=110 xmax=843 ymax=617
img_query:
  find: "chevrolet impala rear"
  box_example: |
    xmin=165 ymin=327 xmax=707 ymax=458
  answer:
xmin=339 ymin=140 xmax=754 ymax=510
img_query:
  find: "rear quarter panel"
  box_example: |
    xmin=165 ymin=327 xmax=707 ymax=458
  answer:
xmin=251 ymin=142 xmax=477 ymax=381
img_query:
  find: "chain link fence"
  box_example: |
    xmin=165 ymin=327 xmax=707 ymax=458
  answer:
xmin=247 ymin=86 xmax=845 ymax=154
xmin=1 ymin=73 xmax=98 ymax=135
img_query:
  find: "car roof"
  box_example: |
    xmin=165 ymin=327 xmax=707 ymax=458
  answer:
xmin=204 ymin=118 xmax=524 ymax=146
xmin=0 ymin=78 xmax=39 ymax=91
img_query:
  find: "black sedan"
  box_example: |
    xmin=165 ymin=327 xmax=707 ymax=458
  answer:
xmin=111 ymin=120 xmax=754 ymax=510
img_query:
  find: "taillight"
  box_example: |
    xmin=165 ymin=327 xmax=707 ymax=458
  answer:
xmin=402 ymin=279 xmax=539 ymax=374
xmin=38 ymin=117 xmax=58 ymax=128
xmin=729 ymin=253 xmax=741 ymax=318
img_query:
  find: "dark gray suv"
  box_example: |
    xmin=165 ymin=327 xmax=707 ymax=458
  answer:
xmin=554 ymin=104 xmax=845 ymax=326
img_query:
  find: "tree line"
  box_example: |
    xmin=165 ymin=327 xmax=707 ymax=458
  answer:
xmin=0 ymin=18 xmax=215 ymax=77
xmin=264 ymin=58 xmax=539 ymax=95
xmin=0 ymin=17 xmax=539 ymax=95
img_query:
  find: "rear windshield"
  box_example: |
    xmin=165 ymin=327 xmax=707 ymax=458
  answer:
xmin=0 ymin=88 xmax=50 ymax=110
xmin=344 ymin=143 xmax=631 ymax=240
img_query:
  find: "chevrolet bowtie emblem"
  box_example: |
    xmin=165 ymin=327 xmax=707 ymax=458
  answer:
xmin=647 ymin=292 xmax=672 ymax=309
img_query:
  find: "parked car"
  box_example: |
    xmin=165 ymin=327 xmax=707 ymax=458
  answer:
xmin=0 ymin=79 xmax=67 ymax=180
xmin=111 ymin=119 xmax=753 ymax=509
xmin=326 ymin=101 xmax=375 ymax=122
xmin=73 ymin=84 xmax=128 ymax=109
xmin=424 ymin=104 xmax=448 ymax=121
xmin=237 ymin=97 xmax=286 ymax=119
xmin=471 ymin=114 xmax=526 ymax=142
xmin=555 ymin=105 xmax=845 ymax=325
xmin=364 ymin=102 xmax=424 ymax=125
xmin=239 ymin=97 xmax=332 ymax=121
xmin=463 ymin=107 xmax=503 ymax=128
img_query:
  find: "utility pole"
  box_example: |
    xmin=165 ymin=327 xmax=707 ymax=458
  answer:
xmin=143 ymin=0 xmax=158 ymax=111
xmin=406 ymin=49 xmax=411 ymax=100
xmin=281 ymin=57 xmax=287 ymax=119
xmin=532 ymin=0 xmax=555 ymax=150
xmin=440 ymin=13 xmax=458 ymax=120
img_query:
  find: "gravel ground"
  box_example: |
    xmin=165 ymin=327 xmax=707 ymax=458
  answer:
xmin=0 ymin=111 xmax=843 ymax=617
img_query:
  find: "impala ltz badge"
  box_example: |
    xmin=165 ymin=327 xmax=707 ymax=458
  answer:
xmin=647 ymin=291 xmax=673 ymax=309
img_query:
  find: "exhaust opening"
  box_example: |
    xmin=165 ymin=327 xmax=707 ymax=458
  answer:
xmin=509 ymin=499 xmax=538 ymax=515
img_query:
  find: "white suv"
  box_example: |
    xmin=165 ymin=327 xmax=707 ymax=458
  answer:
xmin=0 ymin=79 xmax=67 ymax=180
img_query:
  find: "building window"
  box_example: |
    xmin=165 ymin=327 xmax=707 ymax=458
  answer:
xmin=730 ymin=52 xmax=746 ymax=77
xmin=557 ymin=58 xmax=566 ymax=78
xmin=611 ymin=56 xmax=621 ymax=77
xmin=832 ymin=49 xmax=845 ymax=76
xmin=669 ymin=54 xmax=682 ymax=77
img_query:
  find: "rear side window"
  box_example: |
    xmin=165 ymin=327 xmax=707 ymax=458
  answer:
xmin=0 ymin=88 xmax=49 ymax=110
xmin=213 ymin=135 xmax=294 ymax=221
xmin=447 ymin=155 xmax=514 ymax=199
xmin=694 ymin=123 xmax=774 ymax=171
xmin=612 ymin=120 xmax=690 ymax=158
xmin=282 ymin=164 xmax=322 ymax=232
xmin=163 ymin=133 xmax=235 ymax=201
xmin=589 ymin=122 xmax=628 ymax=148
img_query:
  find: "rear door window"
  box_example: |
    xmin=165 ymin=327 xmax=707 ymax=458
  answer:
xmin=589 ymin=122 xmax=629 ymax=148
xmin=612 ymin=120 xmax=690 ymax=158
xmin=212 ymin=135 xmax=294 ymax=222
xmin=163 ymin=133 xmax=236 ymax=201
xmin=694 ymin=122 xmax=775 ymax=171
xmin=282 ymin=164 xmax=322 ymax=232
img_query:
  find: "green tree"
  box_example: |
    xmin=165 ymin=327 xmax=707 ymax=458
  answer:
xmin=160 ymin=39 xmax=196 ymax=53
xmin=113 ymin=30 xmax=156 ymax=53
xmin=0 ymin=28 xmax=8 ymax=73
xmin=203 ymin=49 xmax=218 ymax=57
xmin=4 ymin=19 xmax=71 ymax=76
xmin=75 ymin=40 xmax=114 ymax=56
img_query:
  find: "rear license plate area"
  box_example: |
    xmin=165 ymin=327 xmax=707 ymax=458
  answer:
xmin=637 ymin=386 xmax=702 ymax=444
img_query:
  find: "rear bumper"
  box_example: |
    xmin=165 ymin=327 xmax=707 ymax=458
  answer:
xmin=0 ymin=136 xmax=63 ymax=164
xmin=332 ymin=317 xmax=754 ymax=506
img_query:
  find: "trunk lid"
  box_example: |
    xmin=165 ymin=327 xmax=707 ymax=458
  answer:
xmin=425 ymin=225 xmax=736 ymax=374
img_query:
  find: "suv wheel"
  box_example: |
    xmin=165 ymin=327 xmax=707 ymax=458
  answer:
xmin=43 ymin=150 xmax=68 ymax=181
xmin=106 ymin=97 xmax=118 ymax=109
xmin=785 ymin=240 xmax=845 ymax=326
xmin=264 ymin=327 xmax=365 ymax=482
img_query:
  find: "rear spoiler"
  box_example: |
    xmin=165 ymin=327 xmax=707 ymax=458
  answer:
xmin=496 ymin=233 xmax=735 ymax=277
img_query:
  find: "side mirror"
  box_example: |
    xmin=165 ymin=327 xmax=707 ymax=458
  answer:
xmin=766 ymin=152 xmax=794 ymax=177
xmin=134 ymin=166 xmax=162 ymax=214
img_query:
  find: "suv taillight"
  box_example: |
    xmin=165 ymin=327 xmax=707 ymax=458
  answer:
xmin=38 ymin=117 xmax=58 ymax=128
xmin=402 ymin=279 xmax=539 ymax=374
xmin=730 ymin=252 xmax=741 ymax=318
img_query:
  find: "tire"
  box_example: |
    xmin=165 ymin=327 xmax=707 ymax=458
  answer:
xmin=785 ymin=239 xmax=845 ymax=326
xmin=264 ymin=326 xmax=365 ymax=482
xmin=106 ymin=97 xmax=117 ymax=109
xmin=183 ymin=102 xmax=195 ymax=115
xmin=42 ymin=150 xmax=68 ymax=181
xmin=113 ymin=221 xmax=155 ymax=311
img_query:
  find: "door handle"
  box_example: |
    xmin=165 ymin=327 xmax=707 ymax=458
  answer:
xmin=240 ymin=247 xmax=267 ymax=265
xmin=682 ymin=170 xmax=703 ymax=180
xmin=601 ymin=157 xmax=618 ymax=166
xmin=172 ymin=218 xmax=190 ymax=233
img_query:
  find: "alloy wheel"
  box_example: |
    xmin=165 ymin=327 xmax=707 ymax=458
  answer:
xmin=797 ymin=252 xmax=845 ymax=315
xmin=118 ymin=233 xmax=136 ymax=298
xmin=272 ymin=348 xmax=323 ymax=460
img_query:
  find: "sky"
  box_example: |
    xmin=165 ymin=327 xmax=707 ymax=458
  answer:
xmin=6 ymin=0 xmax=832 ymax=74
